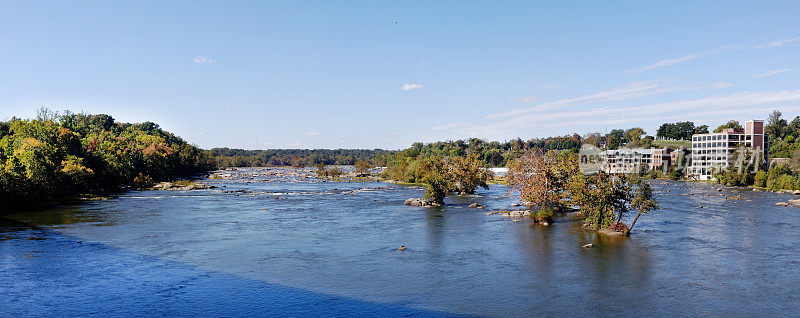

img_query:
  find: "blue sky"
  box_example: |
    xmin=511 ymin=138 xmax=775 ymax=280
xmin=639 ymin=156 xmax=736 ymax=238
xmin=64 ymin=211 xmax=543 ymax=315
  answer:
xmin=2 ymin=1 xmax=800 ymax=149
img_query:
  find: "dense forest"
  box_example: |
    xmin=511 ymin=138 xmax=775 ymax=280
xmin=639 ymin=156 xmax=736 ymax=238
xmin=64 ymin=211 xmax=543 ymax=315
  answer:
xmin=0 ymin=110 xmax=213 ymax=210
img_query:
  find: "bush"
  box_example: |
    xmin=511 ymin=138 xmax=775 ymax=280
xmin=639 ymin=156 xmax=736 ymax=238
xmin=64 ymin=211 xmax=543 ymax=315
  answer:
xmin=132 ymin=173 xmax=153 ymax=189
xmin=754 ymin=170 xmax=767 ymax=188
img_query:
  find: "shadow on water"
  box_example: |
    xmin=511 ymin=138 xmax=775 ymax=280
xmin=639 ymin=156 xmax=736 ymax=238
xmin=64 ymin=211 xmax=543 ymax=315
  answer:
xmin=0 ymin=217 xmax=466 ymax=317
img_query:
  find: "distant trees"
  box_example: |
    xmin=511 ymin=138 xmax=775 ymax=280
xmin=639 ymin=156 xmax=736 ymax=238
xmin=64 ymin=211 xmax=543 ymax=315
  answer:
xmin=210 ymin=148 xmax=390 ymax=168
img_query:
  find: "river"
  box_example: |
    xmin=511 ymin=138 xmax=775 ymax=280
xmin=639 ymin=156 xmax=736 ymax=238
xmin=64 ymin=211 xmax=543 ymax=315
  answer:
xmin=2 ymin=168 xmax=799 ymax=317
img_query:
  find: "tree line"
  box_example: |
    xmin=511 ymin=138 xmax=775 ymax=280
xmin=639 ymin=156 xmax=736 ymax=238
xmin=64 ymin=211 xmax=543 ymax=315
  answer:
xmin=209 ymin=148 xmax=392 ymax=168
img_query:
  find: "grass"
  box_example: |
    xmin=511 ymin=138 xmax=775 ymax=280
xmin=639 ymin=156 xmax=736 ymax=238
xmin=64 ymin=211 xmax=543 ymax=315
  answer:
xmin=652 ymin=140 xmax=691 ymax=149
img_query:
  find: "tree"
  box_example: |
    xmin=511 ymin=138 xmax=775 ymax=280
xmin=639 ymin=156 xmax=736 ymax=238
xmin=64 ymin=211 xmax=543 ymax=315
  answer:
xmin=448 ymin=154 xmax=491 ymax=195
xmin=714 ymin=120 xmax=742 ymax=133
xmin=766 ymin=110 xmax=788 ymax=140
xmin=417 ymin=156 xmax=452 ymax=205
xmin=625 ymin=177 xmax=659 ymax=234
xmin=605 ymin=129 xmax=625 ymax=150
xmin=656 ymin=121 xmax=697 ymax=140
xmin=354 ymin=160 xmax=371 ymax=175
xmin=506 ymin=150 xmax=578 ymax=218
xmin=624 ymin=127 xmax=646 ymax=146
xmin=568 ymin=173 xmax=658 ymax=234
xmin=694 ymin=125 xmax=709 ymax=134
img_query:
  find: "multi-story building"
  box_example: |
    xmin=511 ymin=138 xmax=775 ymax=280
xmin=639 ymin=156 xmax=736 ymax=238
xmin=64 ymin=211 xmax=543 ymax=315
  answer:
xmin=689 ymin=120 xmax=769 ymax=180
xmin=601 ymin=148 xmax=653 ymax=174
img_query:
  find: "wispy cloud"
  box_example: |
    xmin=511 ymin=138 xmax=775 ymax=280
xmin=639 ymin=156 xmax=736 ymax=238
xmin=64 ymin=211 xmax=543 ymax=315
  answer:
xmin=193 ymin=56 xmax=215 ymax=64
xmin=629 ymin=36 xmax=799 ymax=73
xmin=439 ymin=89 xmax=800 ymax=140
xmin=540 ymin=83 xmax=563 ymax=89
xmin=508 ymin=96 xmax=538 ymax=103
xmin=756 ymin=67 xmax=797 ymax=78
xmin=752 ymin=37 xmax=800 ymax=49
xmin=486 ymin=81 xmax=728 ymax=119
xmin=401 ymin=83 xmax=423 ymax=91
xmin=432 ymin=123 xmax=468 ymax=131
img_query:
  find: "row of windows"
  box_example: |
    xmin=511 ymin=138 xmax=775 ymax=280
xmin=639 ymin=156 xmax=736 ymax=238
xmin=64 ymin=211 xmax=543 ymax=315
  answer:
xmin=692 ymin=134 xmax=751 ymax=142
xmin=692 ymin=134 xmax=730 ymax=141
xmin=693 ymin=149 xmax=734 ymax=155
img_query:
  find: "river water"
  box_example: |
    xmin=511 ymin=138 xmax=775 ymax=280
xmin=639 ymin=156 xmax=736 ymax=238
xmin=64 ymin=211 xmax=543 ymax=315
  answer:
xmin=2 ymin=168 xmax=799 ymax=317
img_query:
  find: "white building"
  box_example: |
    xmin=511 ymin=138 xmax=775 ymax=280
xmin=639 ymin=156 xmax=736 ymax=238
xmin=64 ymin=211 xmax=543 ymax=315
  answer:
xmin=689 ymin=120 xmax=768 ymax=180
xmin=600 ymin=148 xmax=653 ymax=174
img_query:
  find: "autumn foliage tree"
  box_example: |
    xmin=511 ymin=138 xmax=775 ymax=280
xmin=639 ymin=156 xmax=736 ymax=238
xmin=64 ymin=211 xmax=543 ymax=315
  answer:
xmin=508 ymin=149 xmax=658 ymax=233
xmin=506 ymin=150 xmax=578 ymax=213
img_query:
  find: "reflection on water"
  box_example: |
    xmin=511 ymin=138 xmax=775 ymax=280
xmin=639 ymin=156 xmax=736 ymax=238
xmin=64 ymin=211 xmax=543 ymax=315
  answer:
xmin=2 ymin=168 xmax=800 ymax=317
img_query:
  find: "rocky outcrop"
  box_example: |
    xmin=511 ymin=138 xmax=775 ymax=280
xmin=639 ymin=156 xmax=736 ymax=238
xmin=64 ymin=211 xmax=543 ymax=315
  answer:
xmin=153 ymin=182 xmax=215 ymax=190
xmin=404 ymin=198 xmax=442 ymax=207
xmin=468 ymin=203 xmax=486 ymax=209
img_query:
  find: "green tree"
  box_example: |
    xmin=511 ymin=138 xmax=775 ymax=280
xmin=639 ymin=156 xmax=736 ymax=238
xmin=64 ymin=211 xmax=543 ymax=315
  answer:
xmin=354 ymin=160 xmax=372 ymax=175
xmin=448 ymin=154 xmax=491 ymax=195
xmin=418 ymin=156 xmax=452 ymax=205
xmin=714 ymin=120 xmax=742 ymax=133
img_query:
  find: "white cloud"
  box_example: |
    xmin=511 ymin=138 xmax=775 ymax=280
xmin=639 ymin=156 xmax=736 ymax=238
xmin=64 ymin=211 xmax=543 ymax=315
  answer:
xmin=508 ymin=96 xmax=538 ymax=103
xmin=629 ymin=36 xmax=799 ymax=73
xmin=401 ymin=83 xmax=423 ymax=91
xmin=193 ymin=56 xmax=215 ymax=64
xmin=756 ymin=67 xmax=797 ymax=78
xmin=486 ymin=81 xmax=727 ymax=119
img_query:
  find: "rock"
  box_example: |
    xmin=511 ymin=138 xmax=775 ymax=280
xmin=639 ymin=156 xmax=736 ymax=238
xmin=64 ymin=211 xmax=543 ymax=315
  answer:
xmin=776 ymin=202 xmax=789 ymax=206
xmin=404 ymin=198 xmax=440 ymax=207
xmin=582 ymin=244 xmax=593 ymax=248
xmin=510 ymin=203 xmax=522 ymax=207
xmin=541 ymin=221 xmax=550 ymax=226
xmin=502 ymin=210 xmax=531 ymax=218
xmin=468 ymin=203 xmax=486 ymax=209
xmin=398 ymin=245 xmax=406 ymax=251
xmin=787 ymin=199 xmax=800 ymax=206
